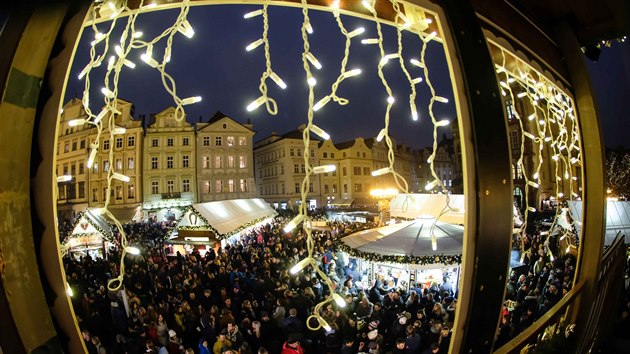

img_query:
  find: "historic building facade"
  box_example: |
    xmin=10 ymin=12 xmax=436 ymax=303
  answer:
xmin=196 ymin=112 xmax=255 ymax=202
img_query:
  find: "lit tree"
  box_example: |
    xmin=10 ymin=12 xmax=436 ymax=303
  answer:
xmin=606 ymin=149 xmax=630 ymax=198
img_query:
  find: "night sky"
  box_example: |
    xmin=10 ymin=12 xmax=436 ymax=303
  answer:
xmin=65 ymin=4 xmax=629 ymax=149
xmin=65 ymin=4 xmax=456 ymax=149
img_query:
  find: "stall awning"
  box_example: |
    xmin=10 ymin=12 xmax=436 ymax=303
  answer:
xmin=66 ymin=209 xmax=113 ymax=242
xmin=106 ymin=205 xmax=143 ymax=223
xmin=340 ymin=218 xmax=463 ymax=269
xmin=567 ymin=201 xmax=630 ymax=245
xmin=175 ymin=198 xmax=277 ymax=237
xmin=390 ymin=194 xmax=465 ymax=225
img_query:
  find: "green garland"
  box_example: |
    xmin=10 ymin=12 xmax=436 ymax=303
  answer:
xmin=222 ymin=213 xmax=278 ymax=239
xmin=62 ymin=210 xmax=114 ymax=244
xmin=333 ymin=238 xmax=462 ymax=266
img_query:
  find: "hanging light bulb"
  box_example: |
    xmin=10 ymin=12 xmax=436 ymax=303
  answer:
xmin=425 ymin=180 xmax=439 ymax=191
xmin=290 ymin=257 xmax=313 ymax=274
xmin=313 ymin=96 xmax=331 ymax=112
xmin=376 ymin=129 xmax=386 ymax=142
xmin=380 ymin=53 xmax=399 ymax=66
xmin=112 ymin=172 xmax=130 ymax=183
xmin=112 ymin=127 xmax=126 ymax=135
xmin=305 ymin=22 xmax=314 ymax=34
xmin=269 ymin=71 xmax=287 ymax=89
xmin=246 ymin=38 xmax=264 ymax=51
xmin=66 ymin=282 xmax=73 ymax=297
xmin=244 ymin=9 xmax=263 ymax=18
xmin=527 ymin=181 xmax=539 ymax=188
xmin=434 ymin=96 xmax=449 ymax=103
xmin=126 ymin=246 xmax=141 ymax=255
xmin=181 ymin=96 xmax=202 ymax=105
xmin=371 ymin=167 xmax=391 ymax=177
xmin=305 ymin=53 xmax=322 ymax=69
xmin=348 ymin=27 xmax=365 ymax=38
xmin=319 ymin=317 xmax=332 ymax=332
xmin=387 ymin=96 xmax=395 ymax=104
xmin=527 ymin=207 xmax=537 ymax=212
xmin=56 ymin=175 xmax=73 ymax=183
xmin=411 ymin=102 xmax=418 ymax=121
xmin=310 ymin=125 xmax=330 ymax=140
xmin=332 ymin=293 xmax=346 ymax=308
xmin=284 ymin=214 xmax=305 ymax=233
xmin=361 ymin=38 xmax=379 ymax=45
xmin=247 ymin=96 xmax=267 ymax=112
xmin=435 ymin=120 xmax=450 ymax=127
xmin=313 ymin=165 xmax=336 ymax=174
xmin=307 ymin=76 xmax=317 ymax=87
xmin=423 ymin=31 xmax=437 ymax=42
xmin=68 ymin=118 xmax=87 ymax=127
xmin=342 ymin=69 xmax=362 ymax=79
xmin=411 ymin=77 xmax=423 ymax=84
xmin=177 ymin=20 xmax=195 ymax=38
xmin=410 ymin=59 xmax=425 ymax=68
xmin=101 ymin=87 xmax=115 ymax=98
xmin=361 ymin=0 xmax=375 ymax=12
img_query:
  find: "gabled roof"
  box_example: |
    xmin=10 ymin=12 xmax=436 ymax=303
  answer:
xmin=197 ymin=111 xmax=253 ymax=133
xmin=334 ymin=139 xmax=359 ymax=150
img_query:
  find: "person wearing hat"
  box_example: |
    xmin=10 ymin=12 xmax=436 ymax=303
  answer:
xmin=167 ymin=330 xmax=184 ymax=354
xmin=280 ymin=337 xmax=304 ymax=354
xmin=212 ymin=329 xmax=232 ymax=354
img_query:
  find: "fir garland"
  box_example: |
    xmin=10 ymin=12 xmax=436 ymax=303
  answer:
xmin=332 ymin=238 xmax=462 ymax=266
xmin=62 ymin=210 xmax=114 ymax=244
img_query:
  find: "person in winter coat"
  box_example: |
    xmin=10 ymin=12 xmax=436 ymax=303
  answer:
xmin=212 ymin=330 xmax=232 ymax=354
xmin=280 ymin=337 xmax=304 ymax=354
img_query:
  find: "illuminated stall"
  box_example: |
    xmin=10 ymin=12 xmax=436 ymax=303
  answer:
xmin=61 ymin=210 xmax=113 ymax=259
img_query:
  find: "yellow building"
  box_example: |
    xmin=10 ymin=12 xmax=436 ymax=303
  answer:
xmin=56 ymin=98 xmax=92 ymax=222
xmin=143 ymin=107 xmax=196 ymax=221
xmin=254 ymin=126 xmax=321 ymax=209
xmin=87 ymin=98 xmax=143 ymax=222
xmin=196 ymin=112 xmax=255 ymax=202
xmin=364 ymin=137 xmax=414 ymax=194
xmin=318 ymin=138 xmax=375 ymax=207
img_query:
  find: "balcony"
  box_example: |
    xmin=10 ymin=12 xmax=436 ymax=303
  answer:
xmin=161 ymin=192 xmax=181 ymax=199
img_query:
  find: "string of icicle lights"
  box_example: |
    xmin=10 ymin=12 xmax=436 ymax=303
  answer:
xmin=70 ymin=0 xmax=454 ymax=327
xmin=494 ymin=46 xmax=583 ymax=260
xmin=74 ymin=0 xmax=199 ymax=292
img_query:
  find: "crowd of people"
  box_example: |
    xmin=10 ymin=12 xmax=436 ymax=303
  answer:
xmin=65 ymin=214 xmax=457 ymax=354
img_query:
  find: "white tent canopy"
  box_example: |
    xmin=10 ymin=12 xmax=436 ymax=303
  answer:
xmin=567 ymin=201 xmax=630 ymax=245
xmin=340 ymin=218 xmax=464 ymax=269
xmin=174 ymin=198 xmax=277 ymax=237
xmin=390 ymin=194 xmax=465 ymax=225
xmin=68 ymin=210 xmax=112 ymax=239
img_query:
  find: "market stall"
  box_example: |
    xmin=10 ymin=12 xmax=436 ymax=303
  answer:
xmin=61 ymin=210 xmax=113 ymax=259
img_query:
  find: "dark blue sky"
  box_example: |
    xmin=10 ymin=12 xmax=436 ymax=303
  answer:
xmin=65 ymin=4 xmax=629 ymax=149
xmin=66 ymin=4 xmax=455 ymax=149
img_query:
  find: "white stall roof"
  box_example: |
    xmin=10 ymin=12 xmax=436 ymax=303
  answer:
xmin=69 ymin=210 xmax=112 ymax=239
xmin=567 ymin=201 xmax=630 ymax=245
xmin=390 ymin=194 xmax=465 ymax=225
xmin=177 ymin=199 xmax=277 ymax=237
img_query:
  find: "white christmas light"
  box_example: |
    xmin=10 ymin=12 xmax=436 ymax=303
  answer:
xmin=411 ymin=104 xmax=418 ymax=121
xmin=376 ymin=129 xmax=386 ymax=142
xmin=78 ymin=64 xmax=91 ymax=80
xmin=247 ymin=96 xmax=267 ymax=111
xmin=87 ymin=146 xmax=98 ymax=168
xmin=425 ymin=180 xmax=439 ymax=191
xmin=348 ymin=27 xmax=365 ymax=38
xmin=112 ymin=172 xmax=130 ymax=182
xmin=387 ymin=96 xmax=395 ymax=104
xmin=101 ymin=87 xmax=115 ymax=98
xmin=305 ymin=22 xmax=314 ymax=34
xmin=307 ymin=76 xmax=317 ymax=87
xmin=310 ymin=124 xmax=330 ymax=140
xmin=517 ymin=92 xmax=528 ymax=98
xmin=361 ymin=38 xmax=379 ymax=45
xmin=141 ymin=53 xmax=159 ymax=68
xmin=68 ymin=118 xmax=86 ymax=127
xmin=246 ymin=38 xmax=264 ymax=51
xmin=332 ymin=293 xmax=346 ymax=308
xmin=523 ymin=132 xmax=536 ymax=140
xmin=342 ymin=69 xmax=362 ymax=78
xmin=423 ymin=31 xmax=437 ymax=42
xmin=66 ymin=283 xmax=73 ymax=297
xmin=269 ymin=71 xmax=287 ymax=89
xmin=107 ymin=56 xmax=116 ymax=70
xmin=361 ymin=0 xmax=375 ymax=12
xmin=313 ymin=96 xmax=331 ymax=111
xmin=411 ymin=77 xmax=423 ymax=84
xmin=126 ymin=246 xmax=141 ymax=255
xmin=306 ymin=52 xmax=322 ymax=69
xmin=56 ymin=175 xmax=72 ymax=183
xmin=527 ymin=207 xmax=537 ymax=212
xmin=112 ymin=127 xmax=126 ymax=135
xmin=181 ymin=96 xmax=202 ymax=105
xmin=380 ymin=53 xmax=399 ymax=66
xmin=320 ymin=318 xmax=332 ymax=332
xmin=435 ymin=119 xmax=450 ymax=127
xmin=528 ymin=114 xmax=536 ymax=121
xmin=371 ymin=167 xmax=391 ymax=176
xmin=410 ymin=59 xmax=425 ymax=68
xmin=133 ymin=31 xmax=143 ymax=38
xmin=164 ymin=46 xmax=172 ymax=62
xmin=313 ymin=165 xmax=336 ymax=174
xmin=290 ymin=258 xmax=313 ymax=275
xmin=284 ymin=214 xmax=305 ymax=233
xmin=434 ymin=96 xmax=449 ymax=103
xmin=527 ymin=181 xmax=539 ymax=188
xmin=122 ymin=59 xmax=136 ymax=69
xmin=533 ymin=172 xmax=539 ymax=179
xmin=177 ymin=20 xmax=195 ymax=38
xmin=244 ymin=9 xmax=263 ymax=18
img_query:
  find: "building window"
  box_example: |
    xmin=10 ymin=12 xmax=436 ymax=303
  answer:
xmin=215 ymin=180 xmax=223 ymax=193
xmin=215 ymin=136 xmax=222 ymax=146
xmin=103 ymin=140 xmax=110 ymax=150
xmin=324 ymin=185 xmax=329 ymax=193
xmin=506 ymin=99 xmax=515 ymax=120
xmin=295 ymin=183 xmax=300 ymax=193
xmin=92 ymin=162 xmax=98 ymax=173
xmin=115 ymin=185 xmax=123 ymax=200
xmin=128 ymin=157 xmax=134 ymax=170
xmin=183 ymin=137 xmax=189 ymax=146
xmin=354 ymin=184 xmax=362 ymax=192
xmin=182 ymin=155 xmax=189 ymax=168
xmin=343 ymin=152 xmax=347 ymax=158
xmin=70 ymin=164 xmax=76 ymax=176
xmin=63 ymin=142 xmax=69 ymax=153
xmin=290 ymin=148 xmax=295 ymax=156
xmin=311 ymin=150 xmax=315 ymax=158
xmin=204 ymin=181 xmax=210 ymax=193
xmin=182 ymin=179 xmax=190 ymax=192
xmin=78 ymin=181 xmax=85 ymax=199
xmin=215 ymin=156 xmax=223 ymax=168
xmin=343 ymin=167 xmax=347 ymax=176
xmin=167 ymin=138 xmax=174 ymax=147
xmin=116 ymin=137 xmax=123 ymax=148
xmin=203 ymin=136 xmax=210 ymax=146
xmin=128 ymin=136 xmax=135 ymax=147
xmin=152 ymin=138 xmax=158 ymax=147
xmin=72 ymin=141 xmax=77 ymax=151
xmin=294 ymin=164 xmax=299 ymax=173
xmin=227 ymin=155 xmax=235 ymax=168
xmin=309 ymin=183 xmax=314 ymax=193
xmin=280 ymin=165 xmax=284 ymax=174
xmin=354 ymin=167 xmax=361 ymax=175
xmin=80 ymin=139 xmax=86 ymax=149
xmin=103 ymin=160 xmax=110 ymax=172
xmin=297 ymin=149 xmax=302 ymax=157
xmin=331 ymin=153 xmax=335 ymax=158
xmin=343 ymin=184 xmax=348 ymax=193
xmin=228 ymin=179 xmax=235 ymax=192
xmin=238 ymin=137 xmax=246 ymax=146
xmin=363 ymin=167 xmax=370 ymax=175
xmin=239 ymin=155 xmax=246 ymax=168
xmin=151 ymin=157 xmax=158 ymax=170
xmin=203 ymin=156 xmax=211 ymax=169
xmin=78 ymin=162 xmax=84 ymax=175
xmin=167 ymin=180 xmax=174 ymax=193
xmin=167 ymin=156 xmax=174 ymax=169
xmin=92 ymin=188 xmax=98 ymax=202
xmin=151 ymin=181 xmax=159 ymax=194
xmin=356 ymin=152 xmax=360 ymax=157
xmin=128 ymin=185 xmax=135 ymax=199
xmin=301 ymin=164 xmax=306 ymax=173
xmin=227 ymin=136 xmax=235 ymax=146
xmin=332 ymin=184 xmax=337 ymax=193
xmin=323 ymin=152 xmax=328 ymax=158
xmin=240 ymin=179 xmax=247 ymax=192
xmin=115 ymin=159 xmax=122 ymax=171
xmin=281 ymin=183 xmax=285 ymax=194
